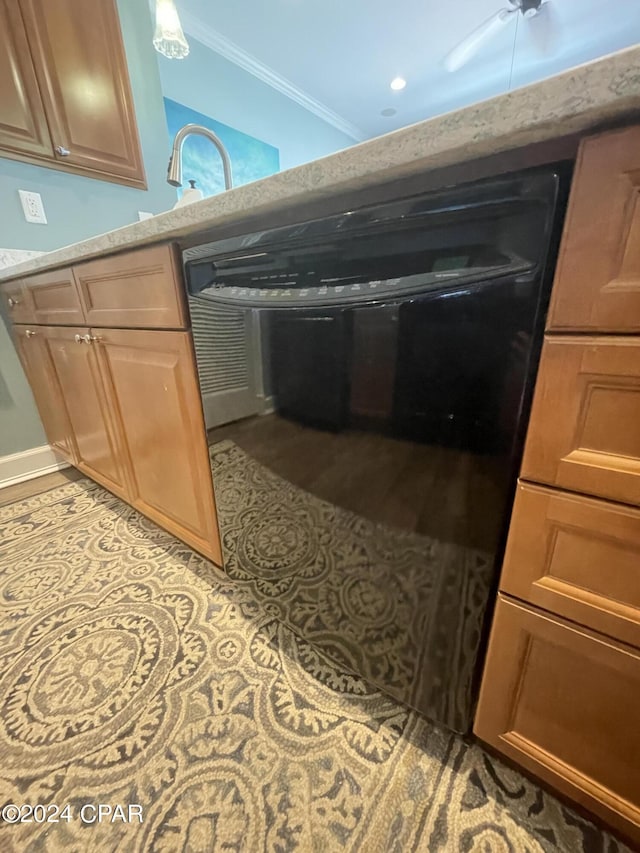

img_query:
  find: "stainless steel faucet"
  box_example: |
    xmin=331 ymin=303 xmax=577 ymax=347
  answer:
xmin=167 ymin=123 xmax=233 ymax=191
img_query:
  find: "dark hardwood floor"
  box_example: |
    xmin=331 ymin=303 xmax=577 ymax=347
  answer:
xmin=0 ymin=466 xmax=85 ymax=508
xmin=209 ymin=413 xmax=508 ymax=552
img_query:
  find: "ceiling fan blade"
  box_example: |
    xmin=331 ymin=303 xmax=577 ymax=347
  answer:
xmin=444 ymin=8 xmax=518 ymax=72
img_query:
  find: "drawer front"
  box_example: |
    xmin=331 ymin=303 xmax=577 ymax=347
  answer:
xmin=1 ymin=280 xmax=35 ymax=323
xmin=25 ymin=267 xmax=85 ymax=325
xmin=547 ymin=126 xmax=640 ymax=333
xmin=474 ymin=596 xmax=640 ymax=843
xmin=521 ymin=336 xmax=640 ymax=506
xmin=501 ymin=482 xmax=640 ymax=647
xmin=73 ymin=244 xmax=187 ymax=329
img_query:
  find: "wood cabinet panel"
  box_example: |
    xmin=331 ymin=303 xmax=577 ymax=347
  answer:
xmin=474 ymin=596 xmax=640 ymax=843
xmin=0 ymin=0 xmax=52 ymax=158
xmin=74 ymin=246 xmax=187 ymax=330
xmin=42 ymin=326 xmax=129 ymax=499
xmin=0 ymin=279 xmax=34 ymax=323
xmin=17 ymin=0 xmax=145 ymax=187
xmin=521 ymin=337 xmax=640 ymax=506
xmin=94 ymin=328 xmax=222 ymax=563
xmin=25 ymin=267 xmax=85 ymax=326
xmin=13 ymin=324 xmax=75 ymax=461
xmin=501 ymin=482 xmax=640 ymax=647
xmin=548 ymin=126 xmax=640 ymax=332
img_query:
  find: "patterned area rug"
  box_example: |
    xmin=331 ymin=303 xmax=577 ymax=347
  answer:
xmin=0 ymin=461 xmax=629 ymax=851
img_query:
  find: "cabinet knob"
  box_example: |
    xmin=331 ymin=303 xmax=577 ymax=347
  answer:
xmin=25 ymin=329 xmax=37 ymax=337
xmin=74 ymin=334 xmax=84 ymax=343
xmin=55 ymin=145 xmax=71 ymax=157
xmin=83 ymin=334 xmax=101 ymax=344
xmin=7 ymin=297 xmax=20 ymax=307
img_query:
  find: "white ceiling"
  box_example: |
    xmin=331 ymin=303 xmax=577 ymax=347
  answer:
xmin=175 ymin=0 xmax=640 ymax=139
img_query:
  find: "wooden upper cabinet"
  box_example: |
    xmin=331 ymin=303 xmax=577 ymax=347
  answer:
xmin=0 ymin=0 xmax=52 ymax=158
xmin=548 ymin=126 xmax=640 ymax=332
xmin=0 ymin=0 xmax=145 ymax=187
xmin=522 ymin=336 xmax=640 ymax=507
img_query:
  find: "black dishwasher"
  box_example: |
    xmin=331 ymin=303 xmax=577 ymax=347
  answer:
xmin=184 ymin=166 xmax=570 ymax=733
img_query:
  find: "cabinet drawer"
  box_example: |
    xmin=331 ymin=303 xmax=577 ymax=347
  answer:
xmin=1 ymin=279 xmax=34 ymax=323
xmin=547 ymin=126 xmax=640 ymax=333
xmin=73 ymin=244 xmax=187 ymax=329
xmin=521 ymin=336 xmax=640 ymax=506
xmin=501 ymin=482 xmax=640 ymax=647
xmin=25 ymin=267 xmax=84 ymax=325
xmin=474 ymin=595 xmax=640 ymax=843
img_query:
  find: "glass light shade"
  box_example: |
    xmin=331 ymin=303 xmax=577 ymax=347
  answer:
xmin=153 ymin=0 xmax=189 ymax=59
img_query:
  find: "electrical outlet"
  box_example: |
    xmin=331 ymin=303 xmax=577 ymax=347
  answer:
xmin=18 ymin=190 xmax=47 ymax=224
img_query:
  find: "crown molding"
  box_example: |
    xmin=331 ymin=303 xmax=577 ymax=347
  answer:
xmin=178 ymin=9 xmax=365 ymax=142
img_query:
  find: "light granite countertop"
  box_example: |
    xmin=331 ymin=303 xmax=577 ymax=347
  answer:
xmin=2 ymin=44 xmax=640 ymax=283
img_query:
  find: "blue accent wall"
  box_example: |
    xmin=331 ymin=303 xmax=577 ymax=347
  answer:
xmin=156 ymin=36 xmax=355 ymax=175
xmin=164 ymin=97 xmax=280 ymax=198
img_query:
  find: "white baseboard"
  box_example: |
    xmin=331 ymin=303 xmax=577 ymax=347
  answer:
xmin=0 ymin=445 xmax=70 ymax=490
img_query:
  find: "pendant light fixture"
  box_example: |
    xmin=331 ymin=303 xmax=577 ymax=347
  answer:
xmin=153 ymin=0 xmax=190 ymax=59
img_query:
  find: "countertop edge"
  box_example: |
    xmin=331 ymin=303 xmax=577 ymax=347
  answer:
xmin=2 ymin=44 xmax=640 ymax=283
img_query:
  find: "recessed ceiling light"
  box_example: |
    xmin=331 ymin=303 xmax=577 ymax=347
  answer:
xmin=381 ymin=108 xmax=397 ymax=117
xmin=390 ymin=77 xmax=406 ymax=91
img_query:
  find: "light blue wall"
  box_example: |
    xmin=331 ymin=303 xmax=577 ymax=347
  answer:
xmin=156 ymin=37 xmax=355 ymax=174
xmin=0 ymin=0 xmax=175 ymax=458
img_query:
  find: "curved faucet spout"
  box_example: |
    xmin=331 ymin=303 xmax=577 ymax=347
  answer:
xmin=167 ymin=123 xmax=233 ymax=191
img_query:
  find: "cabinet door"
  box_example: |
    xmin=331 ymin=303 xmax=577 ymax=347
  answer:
xmin=521 ymin=336 xmax=640 ymax=507
xmin=474 ymin=595 xmax=640 ymax=844
xmin=13 ymin=325 xmax=75 ymax=462
xmin=19 ymin=0 xmax=145 ymax=187
xmin=0 ymin=0 xmax=52 ymax=158
xmin=42 ymin=326 xmax=129 ymax=499
xmin=548 ymin=125 xmax=640 ymax=332
xmin=25 ymin=267 xmax=85 ymax=326
xmin=95 ymin=328 xmax=222 ymax=564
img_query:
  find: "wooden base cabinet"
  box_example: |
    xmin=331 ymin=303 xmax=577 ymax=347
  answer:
xmin=4 ymin=245 xmax=223 ymax=566
xmin=35 ymin=324 xmax=222 ymax=565
xmin=475 ymin=596 xmax=640 ymax=843
xmin=476 ymin=125 xmax=640 ymax=846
